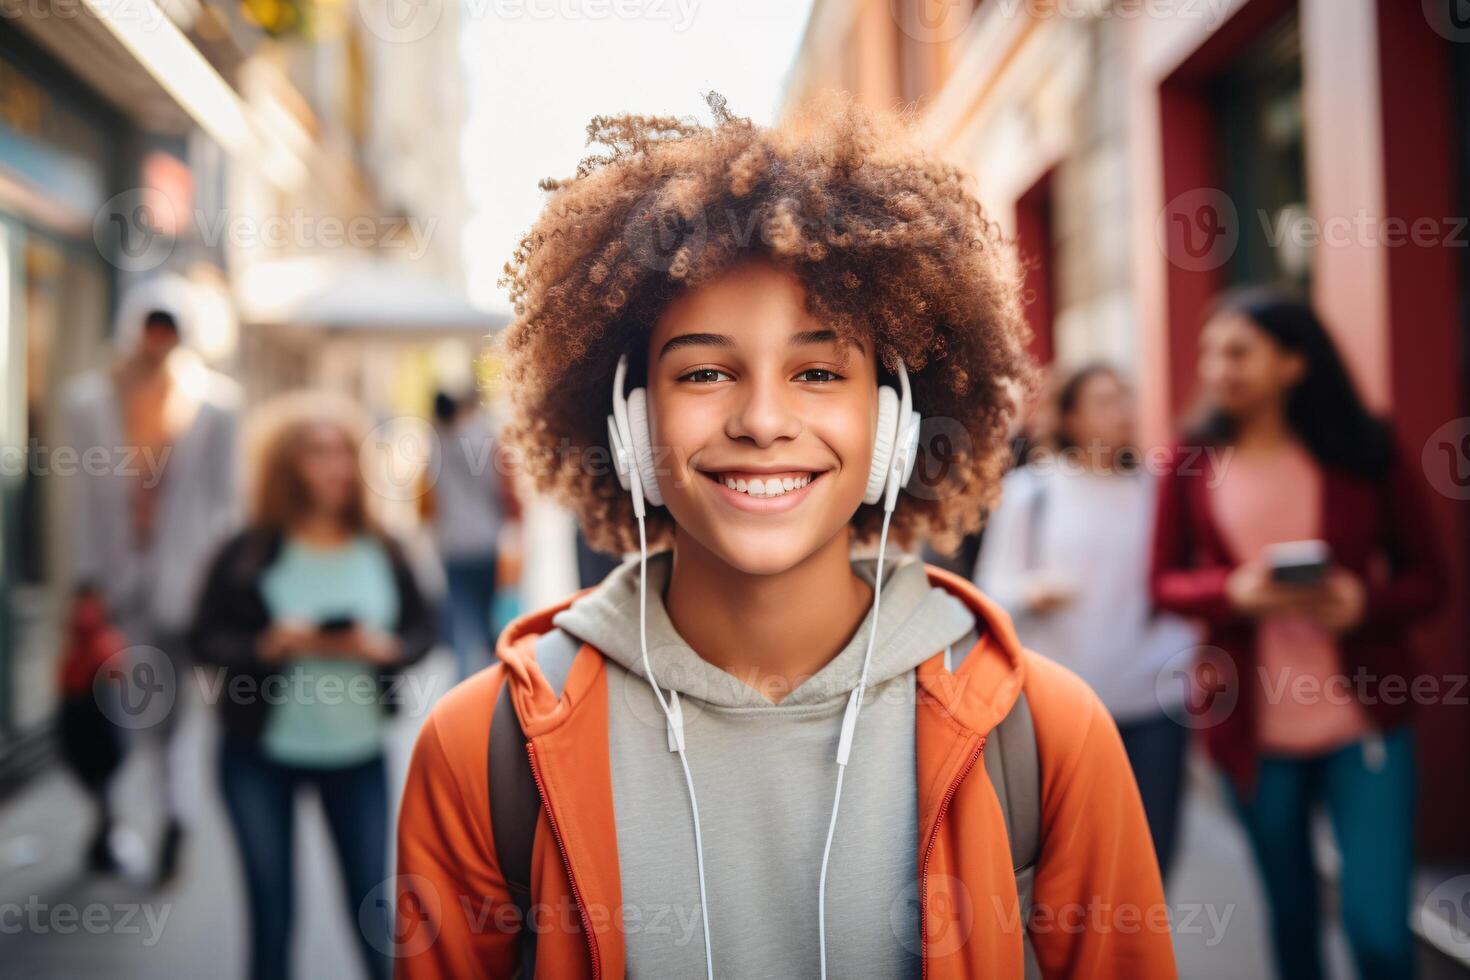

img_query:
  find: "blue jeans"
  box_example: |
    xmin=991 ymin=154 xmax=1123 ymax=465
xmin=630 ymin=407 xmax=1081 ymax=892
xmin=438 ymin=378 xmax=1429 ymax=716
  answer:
xmin=1116 ymin=713 xmax=1190 ymax=883
xmin=443 ymin=553 xmax=498 ymax=679
xmin=218 ymin=739 xmax=390 ymax=980
xmin=1225 ymin=725 xmax=1417 ymax=980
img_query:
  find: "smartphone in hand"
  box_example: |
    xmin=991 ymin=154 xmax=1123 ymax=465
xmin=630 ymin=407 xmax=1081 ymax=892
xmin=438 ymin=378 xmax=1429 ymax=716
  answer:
xmin=1264 ymin=540 xmax=1331 ymax=586
xmin=318 ymin=614 xmax=358 ymax=634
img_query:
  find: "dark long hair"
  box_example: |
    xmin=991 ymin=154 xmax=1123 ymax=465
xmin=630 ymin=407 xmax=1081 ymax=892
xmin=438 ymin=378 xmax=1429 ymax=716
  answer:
xmin=1193 ymin=287 xmax=1392 ymax=479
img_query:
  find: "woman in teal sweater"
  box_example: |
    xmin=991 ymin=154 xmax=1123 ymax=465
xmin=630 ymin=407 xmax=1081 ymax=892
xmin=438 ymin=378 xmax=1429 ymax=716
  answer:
xmin=190 ymin=392 xmax=435 ymax=980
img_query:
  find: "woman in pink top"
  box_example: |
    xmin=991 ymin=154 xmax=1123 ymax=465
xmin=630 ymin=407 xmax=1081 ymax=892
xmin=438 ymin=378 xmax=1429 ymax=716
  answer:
xmin=1151 ymin=289 xmax=1447 ymax=980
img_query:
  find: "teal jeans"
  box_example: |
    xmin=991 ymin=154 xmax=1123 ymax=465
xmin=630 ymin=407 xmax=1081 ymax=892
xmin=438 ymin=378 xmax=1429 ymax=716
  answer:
xmin=1225 ymin=725 xmax=1417 ymax=980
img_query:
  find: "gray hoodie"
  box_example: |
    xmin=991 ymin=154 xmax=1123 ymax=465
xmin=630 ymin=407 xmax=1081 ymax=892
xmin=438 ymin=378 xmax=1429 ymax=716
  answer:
xmin=550 ymin=549 xmax=979 ymax=978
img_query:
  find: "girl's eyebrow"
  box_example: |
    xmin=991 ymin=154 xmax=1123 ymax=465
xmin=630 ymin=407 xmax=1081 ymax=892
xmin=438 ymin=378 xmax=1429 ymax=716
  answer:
xmin=657 ymin=329 xmax=865 ymax=360
xmin=791 ymin=329 xmax=865 ymax=353
xmin=658 ymin=332 xmax=733 ymax=360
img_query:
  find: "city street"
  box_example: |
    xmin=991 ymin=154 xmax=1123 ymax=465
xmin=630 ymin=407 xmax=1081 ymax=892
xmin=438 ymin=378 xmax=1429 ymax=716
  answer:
xmin=0 ymin=648 xmax=456 ymax=979
xmin=1 ymin=0 xmax=1466 ymax=977
xmin=0 ymin=640 xmax=1379 ymax=980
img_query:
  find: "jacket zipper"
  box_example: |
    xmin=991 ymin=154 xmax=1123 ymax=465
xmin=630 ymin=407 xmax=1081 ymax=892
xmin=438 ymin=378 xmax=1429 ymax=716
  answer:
xmin=526 ymin=743 xmax=601 ymax=979
xmin=919 ymin=735 xmax=985 ymax=979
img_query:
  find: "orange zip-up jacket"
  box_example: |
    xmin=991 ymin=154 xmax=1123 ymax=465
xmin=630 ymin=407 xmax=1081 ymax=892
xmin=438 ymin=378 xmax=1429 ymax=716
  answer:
xmin=395 ymin=565 xmax=1177 ymax=978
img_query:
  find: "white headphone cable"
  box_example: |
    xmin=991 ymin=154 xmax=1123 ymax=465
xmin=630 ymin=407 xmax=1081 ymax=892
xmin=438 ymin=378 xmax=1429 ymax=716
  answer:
xmin=635 ymin=513 xmax=716 ymax=980
xmin=817 ymin=503 xmax=894 ymax=979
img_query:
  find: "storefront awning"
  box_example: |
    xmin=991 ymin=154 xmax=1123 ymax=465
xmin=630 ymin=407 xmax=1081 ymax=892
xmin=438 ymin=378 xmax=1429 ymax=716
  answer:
xmin=238 ymin=258 xmax=509 ymax=336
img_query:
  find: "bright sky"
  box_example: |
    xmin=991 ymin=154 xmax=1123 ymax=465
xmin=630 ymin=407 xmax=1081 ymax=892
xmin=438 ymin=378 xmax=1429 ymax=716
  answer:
xmin=457 ymin=0 xmax=816 ymax=311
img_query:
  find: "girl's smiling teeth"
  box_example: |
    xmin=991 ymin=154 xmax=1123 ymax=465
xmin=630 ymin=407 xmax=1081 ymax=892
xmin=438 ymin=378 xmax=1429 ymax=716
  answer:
xmin=708 ymin=471 xmax=819 ymax=498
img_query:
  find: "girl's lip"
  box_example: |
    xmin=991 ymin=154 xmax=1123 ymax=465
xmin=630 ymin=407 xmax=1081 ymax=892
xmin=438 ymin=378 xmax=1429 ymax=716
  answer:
xmin=702 ymin=470 xmax=823 ymax=514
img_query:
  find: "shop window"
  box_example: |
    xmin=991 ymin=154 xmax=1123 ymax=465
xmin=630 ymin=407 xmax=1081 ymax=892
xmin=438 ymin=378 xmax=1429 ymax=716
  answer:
xmin=1208 ymin=10 xmax=1307 ymax=289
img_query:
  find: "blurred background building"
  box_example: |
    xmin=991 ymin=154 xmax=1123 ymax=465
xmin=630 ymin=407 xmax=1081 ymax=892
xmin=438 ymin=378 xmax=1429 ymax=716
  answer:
xmin=787 ymin=0 xmax=1469 ymax=858
xmin=0 ymin=0 xmax=499 ymax=777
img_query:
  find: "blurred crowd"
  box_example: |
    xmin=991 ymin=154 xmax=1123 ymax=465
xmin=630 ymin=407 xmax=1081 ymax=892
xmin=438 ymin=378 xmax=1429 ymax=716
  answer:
xmin=53 ymin=273 xmax=522 ymax=980
xmin=966 ymin=286 xmax=1446 ymax=980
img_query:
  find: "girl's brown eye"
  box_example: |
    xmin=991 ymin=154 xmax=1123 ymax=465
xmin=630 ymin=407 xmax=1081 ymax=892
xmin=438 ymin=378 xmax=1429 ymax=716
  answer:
xmin=798 ymin=369 xmax=842 ymax=383
xmin=678 ymin=368 xmax=730 ymax=384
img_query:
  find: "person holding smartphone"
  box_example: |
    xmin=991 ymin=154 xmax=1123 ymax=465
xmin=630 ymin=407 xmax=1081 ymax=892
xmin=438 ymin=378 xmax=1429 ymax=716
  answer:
xmin=189 ymin=391 xmax=435 ymax=980
xmin=395 ymin=96 xmax=1175 ymax=979
xmin=1151 ymin=289 xmax=1447 ymax=980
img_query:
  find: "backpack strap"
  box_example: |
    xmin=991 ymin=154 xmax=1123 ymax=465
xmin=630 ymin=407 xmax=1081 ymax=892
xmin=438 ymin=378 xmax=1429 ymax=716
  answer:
xmin=488 ymin=628 xmax=582 ymax=979
xmin=984 ymin=689 xmax=1042 ymax=979
xmin=952 ymin=627 xmax=1043 ymax=980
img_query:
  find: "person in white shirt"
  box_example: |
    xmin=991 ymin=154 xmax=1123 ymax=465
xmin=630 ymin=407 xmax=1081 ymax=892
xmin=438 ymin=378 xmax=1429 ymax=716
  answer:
xmin=974 ymin=363 xmax=1199 ymax=882
xmin=62 ymin=272 xmax=242 ymax=882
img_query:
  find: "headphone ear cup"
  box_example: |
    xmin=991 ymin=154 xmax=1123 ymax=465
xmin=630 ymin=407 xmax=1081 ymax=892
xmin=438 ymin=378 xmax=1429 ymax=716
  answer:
xmin=864 ymin=385 xmax=899 ymax=505
xmin=898 ymin=410 xmax=921 ymax=486
xmin=626 ymin=387 xmax=664 ymax=507
xmin=607 ymin=415 xmax=635 ymax=493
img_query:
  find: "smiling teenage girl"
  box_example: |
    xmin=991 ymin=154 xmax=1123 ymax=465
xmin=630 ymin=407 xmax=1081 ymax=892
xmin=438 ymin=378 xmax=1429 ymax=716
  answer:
xmin=395 ymin=96 xmax=1176 ymax=979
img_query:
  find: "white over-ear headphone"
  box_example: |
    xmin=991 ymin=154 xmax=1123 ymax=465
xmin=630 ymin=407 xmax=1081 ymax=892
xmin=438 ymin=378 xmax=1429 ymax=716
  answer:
xmin=604 ymin=349 xmax=923 ymax=980
xmin=607 ymin=351 xmax=922 ymax=517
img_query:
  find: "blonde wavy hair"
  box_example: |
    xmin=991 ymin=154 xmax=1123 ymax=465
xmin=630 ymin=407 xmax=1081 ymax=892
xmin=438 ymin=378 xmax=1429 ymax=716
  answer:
xmin=245 ymin=389 xmax=378 ymax=534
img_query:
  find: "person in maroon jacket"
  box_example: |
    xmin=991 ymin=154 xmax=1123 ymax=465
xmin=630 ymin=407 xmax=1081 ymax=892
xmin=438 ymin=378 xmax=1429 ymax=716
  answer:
xmin=1151 ymin=288 xmax=1447 ymax=980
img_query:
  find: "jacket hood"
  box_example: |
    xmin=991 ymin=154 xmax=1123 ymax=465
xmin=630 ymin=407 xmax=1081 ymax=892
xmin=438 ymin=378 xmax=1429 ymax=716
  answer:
xmin=495 ymin=555 xmax=1031 ymax=738
xmin=549 ymin=550 xmax=974 ymax=709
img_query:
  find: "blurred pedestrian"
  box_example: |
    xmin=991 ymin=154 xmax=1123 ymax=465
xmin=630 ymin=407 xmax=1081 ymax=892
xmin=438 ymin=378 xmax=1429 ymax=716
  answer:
xmin=423 ymin=390 xmax=518 ymax=678
xmin=974 ymin=363 xmax=1200 ymax=882
xmin=189 ymin=391 xmax=435 ymax=980
xmin=1151 ymin=288 xmax=1448 ymax=980
xmin=61 ymin=272 xmax=242 ymax=882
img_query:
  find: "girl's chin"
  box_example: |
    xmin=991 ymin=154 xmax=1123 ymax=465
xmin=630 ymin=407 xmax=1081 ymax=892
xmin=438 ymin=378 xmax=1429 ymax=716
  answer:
xmin=699 ymin=521 xmax=852 ymax=578
xmin=715 ymin=545 xmax=814 ymax=577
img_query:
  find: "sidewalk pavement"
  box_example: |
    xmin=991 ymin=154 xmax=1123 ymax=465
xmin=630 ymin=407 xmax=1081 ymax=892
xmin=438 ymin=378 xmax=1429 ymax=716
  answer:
xmin=0 ymin=648 xmax=457 ymax=980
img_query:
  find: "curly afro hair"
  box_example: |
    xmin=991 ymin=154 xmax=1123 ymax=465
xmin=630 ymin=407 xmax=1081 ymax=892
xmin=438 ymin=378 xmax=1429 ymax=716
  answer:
xmin=497 ymin=92 xmax=1035 ymax=557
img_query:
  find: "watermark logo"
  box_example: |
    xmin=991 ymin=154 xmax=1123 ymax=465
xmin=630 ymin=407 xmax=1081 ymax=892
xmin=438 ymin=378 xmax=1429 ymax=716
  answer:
xmin=0 ymin=898 xmax=171 ymax=944
xmin=1423 ymin=417 xmax=1470 ymax=501
xmin=93 ymin=189 xmax=176 ymax=273
xmin=1156 ymin=645 xmax=1238 ymax=730
xmin=1156 ymin=188 xmax=1239 ymax=273
xmin=892 ymin=875 xmax=974 ymax=957
xmin=356 ymin=0 xmax=443 ymax=43
xmin=94 ymin=196 xmax=438 ymax=269
xmin=622 ymin=188 xmax=710 ymax=275
xmin=619 ymin=643 xmax=714 ymax=735
xmin=367 ymin=875 xmax=442 ymax=957
xmin=1422 ymin=874 xmax=1470 ymax=958
xmin=905 ymin=416 xmax=975 ymax=502
xmin=94 ymin=645 xmax=177 ymax=731
xmin=361 ymin=416 xmax=441 ymax=502
xmin=0 ymin=0 xmax=166 ymax=29
xmin=1424 ymin=0 xmax=1470 ymax=43
xmin=891 ymin=0 xmax=973 ymax=44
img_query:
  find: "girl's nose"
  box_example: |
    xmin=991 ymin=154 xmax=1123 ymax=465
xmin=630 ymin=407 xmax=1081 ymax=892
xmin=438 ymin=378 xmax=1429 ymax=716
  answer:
xmin=724 ymin=374 xmax=802 ymax=447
